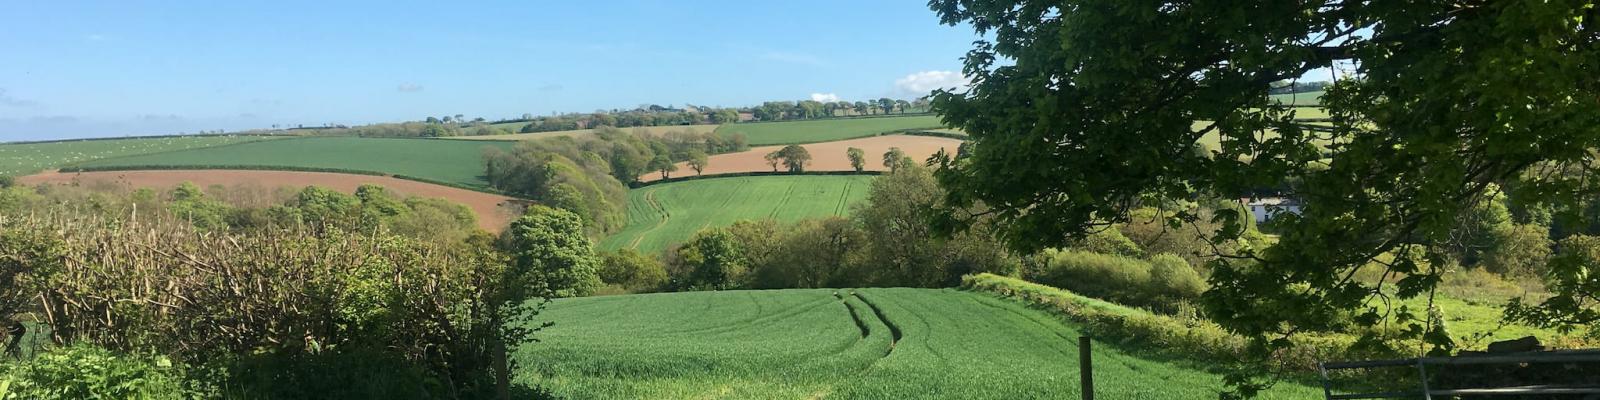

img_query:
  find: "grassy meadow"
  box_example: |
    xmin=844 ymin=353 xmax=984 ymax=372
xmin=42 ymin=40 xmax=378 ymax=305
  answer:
xmin=449 ymin=124 xmax=719 ymax=141
xmin=0 ymin=135 xmax=279 ymax=176
xmin=599 ymin=175 xmax=873 ymax=254
xmin=514 ymin=288 xmax=1322 ymax=399
xmin=717 ymin=115 xmax=945 ymax=146
xmin=75 ymin=137 xmax=513 ymax=188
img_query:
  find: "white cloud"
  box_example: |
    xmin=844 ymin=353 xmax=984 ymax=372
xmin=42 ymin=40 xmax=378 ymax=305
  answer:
xmin=85 ymin=33 xmax=107 ymax=41
xmin=810 ymin=93 xmax=841 ymax=102
xmin=396 ymin=83 xmax=424 ymax=93
xmin=893 ymin=70 xmax=969 ymax=97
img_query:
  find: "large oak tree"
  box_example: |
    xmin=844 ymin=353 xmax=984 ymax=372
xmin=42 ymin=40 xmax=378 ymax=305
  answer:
xmin=927 ymin=0 xmax=1597 ymax=392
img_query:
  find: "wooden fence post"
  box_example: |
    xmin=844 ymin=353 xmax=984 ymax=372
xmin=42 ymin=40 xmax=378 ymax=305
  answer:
xmin=1080 ymin=336 xmax=1094 ymax=400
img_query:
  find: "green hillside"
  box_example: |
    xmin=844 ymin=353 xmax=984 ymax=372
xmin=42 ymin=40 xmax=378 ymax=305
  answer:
xmin=515 ymin=288 xmax=1321 ymax=399
xmin=599 ymin=175 xmax=873 ymax=254
xmin=717 ymin=115 xmax=945 ymax=146
xmin=75 ymin=137 xmax=513 ymax=188
xmin=0 ymin=135 xmax=278 ymax=176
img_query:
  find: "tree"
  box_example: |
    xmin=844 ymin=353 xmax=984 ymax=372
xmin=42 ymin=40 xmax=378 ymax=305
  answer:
xmin=776 ymin=145 xmax=812 ymax=172
xmin=764 ymin=151 xmax=782 ymax=172
xmin=502 ymin=205 xmax=602 ymax=298
xmin=711 ymin=109 xmax=740 ymax=124
xmin=1507 ymin=234 xmax=1600 ymax=336
xmin=686 ymin=150 xmax=709 ymax=176
xmin=649 ymin=154 xmax=678 ymax=180
xmin=895 ymin=100 xmax=911 ymax=114
xmin=846 ymin=147 xmax=866 ymax=172
xmin=673 ymin=228 xmax=747 ymax=290
xmin=599 ymin=249 xmax=668 ymax=292
xmin=929 ymin=0 xmax=1599 ymax=391
xmin=882 ymin=147 xmax=907 ymax=171
xmin=877 ymin=98 xmax=896 ymax=115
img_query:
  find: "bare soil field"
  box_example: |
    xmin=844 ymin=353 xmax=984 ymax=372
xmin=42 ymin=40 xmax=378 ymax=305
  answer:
xmin=19 ymin=170 xmax=521 ymax=232
xmin=639 ymin=134 xmax=963 ymax=182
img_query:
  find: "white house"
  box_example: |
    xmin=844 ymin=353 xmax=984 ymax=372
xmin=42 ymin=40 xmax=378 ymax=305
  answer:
xmin=1242 ymin=197 xmax=1301 ymax=223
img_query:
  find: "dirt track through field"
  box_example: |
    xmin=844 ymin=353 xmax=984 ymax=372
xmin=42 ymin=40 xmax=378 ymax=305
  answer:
xmin=639 ymin=135 xmax=964 ymax=182
xmin=18 ymin=170 xmax=520 ymax=232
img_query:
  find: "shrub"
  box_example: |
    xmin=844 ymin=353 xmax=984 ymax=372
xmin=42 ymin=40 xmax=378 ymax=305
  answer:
xmin=1030 ymin=250 xmax=1203 ymax=314
xmin=962 ymin=273 xmax=1387 ymax=374
xmin=599 ymin=249 xmax=668 ymax=293
xmin=0 ymin=175 xmax=13 ymax=189
xmin=0 ymin=344 xmax=191 ymax=400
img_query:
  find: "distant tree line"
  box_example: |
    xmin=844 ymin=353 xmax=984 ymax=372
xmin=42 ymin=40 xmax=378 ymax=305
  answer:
xmin=1267 ymin=80 xmax=1331 ymax=95
xmin=293 ymin=96 xmax=935 ymax=139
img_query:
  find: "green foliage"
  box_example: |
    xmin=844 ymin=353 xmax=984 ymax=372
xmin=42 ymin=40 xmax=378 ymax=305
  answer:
xmin=1071 ymin=226 xmax=1143 ymax=257
xmin=928 ymin=2 xmax=1600 ymax=378
xmin=165 ymin=182 xmax=232 ymax=231
xmin=685 ymin=149 xmax=708 ymax=175
xmin=1481 ymin=223 xmax=1553 ymax=277
xmin=0 ymin=344 xmax=191 ymax=400
xmin=670 ymin=228 xmax=747 ymax=290
xmin=79 ymin=137 xmax=511 ymax=188
xmin=502 ymin=206 xmax=603 ymax=298
xmin=597 ymin=249 xmax=667 ymax=293
xmin=854 ymin=164 xmax=1013 ymax=286
xmin=516 ymin=287 xmax=1322 ymax=399
xmin=599 ymin=175 xmax=873 ymax=255
xmin=715 ymin=115 xmax=945 ymax=146
xmin=775 ymin=144 xmax=812 ymax=172
xmin=0 ymin=175 xmax=13 ymax=189
xmin=845 ymin=147 xmax=866 ymax=172
xmin=881 ymin=147 xmax=907 ymax=171
xmin=1506 ymin=234 xmax=1600 ymax=338
xmin=1031 ymin=250 xmax=1204 ymax=314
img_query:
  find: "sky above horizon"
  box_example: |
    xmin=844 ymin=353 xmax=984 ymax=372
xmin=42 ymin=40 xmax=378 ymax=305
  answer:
xmin=0 ymin=1 xmax=981 ymax=141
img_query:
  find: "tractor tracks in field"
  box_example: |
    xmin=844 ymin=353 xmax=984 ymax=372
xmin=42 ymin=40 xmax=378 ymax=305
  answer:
xmin=626 ymin=188 xmax=670 ymax=249
xmin=836 ymin=291 xmax=902 ymax=358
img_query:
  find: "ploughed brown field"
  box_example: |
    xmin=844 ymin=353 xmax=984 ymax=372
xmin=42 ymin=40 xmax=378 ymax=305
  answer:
xmin=638 ymin=134 xmax=963 ymax=182
xmin=18 ymin=170 xmax=521 ymax=232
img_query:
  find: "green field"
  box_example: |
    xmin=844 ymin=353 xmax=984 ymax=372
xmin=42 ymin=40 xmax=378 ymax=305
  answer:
xmin=1270 ymin=90 xmax=1324 ymax=106
xmin=599 ymin=175 xmax=873 ymax=254
xmin=448 ymin=124 xmax=719 ymax=141
xmin=76 ymin=137 xmax=513 ymax=188
xmin=717 ymin=115 xmax=945 ymax=146
xmin=514 ymin=288 xmax=1321 ymax=399
xmin=0 ymin=135 xmax=278 ymax=176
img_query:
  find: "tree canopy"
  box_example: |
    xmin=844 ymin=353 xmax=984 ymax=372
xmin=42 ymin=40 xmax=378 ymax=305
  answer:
xmin=928 ymin=0 xmax=1598 ymax=391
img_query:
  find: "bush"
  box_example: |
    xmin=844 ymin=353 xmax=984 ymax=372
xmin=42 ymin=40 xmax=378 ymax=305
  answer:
xmin=1030 ymin=250 xmax=1204 ymax=314
xmin=0 ymin=344 xmax=191 ymax=400
xmin=599 ymin=249 xmax=668 ymax=293
xmin=0 ymin=175 xmax=13 ymax=189
xmin=962 ymin=273 xmax=1386 ymax=374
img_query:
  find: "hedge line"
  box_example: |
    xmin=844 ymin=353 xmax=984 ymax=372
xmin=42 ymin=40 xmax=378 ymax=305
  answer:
xmin=630 ymin=170 xmax=883 ymax=188
xmin=961 ymin=273 xmax=1385 ymax=374
xmin=900 ymin=130 xmax=968 ymax=140
xmin=59 ymin=164 xmax=388 ymax=176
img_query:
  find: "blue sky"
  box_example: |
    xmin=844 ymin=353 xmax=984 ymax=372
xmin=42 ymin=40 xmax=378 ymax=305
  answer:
xmin=0 ymin=1 xmax=980 ymax=141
